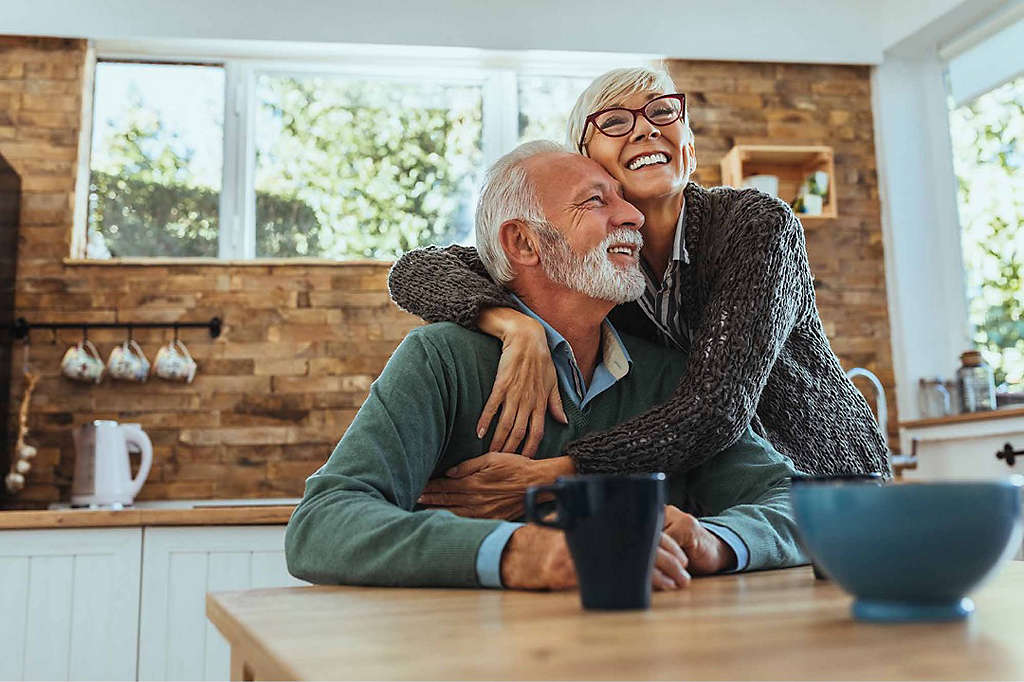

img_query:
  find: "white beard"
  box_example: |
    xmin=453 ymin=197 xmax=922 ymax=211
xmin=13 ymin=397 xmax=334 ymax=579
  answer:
xmin=537 ymin=228 xmax=646 ymax=304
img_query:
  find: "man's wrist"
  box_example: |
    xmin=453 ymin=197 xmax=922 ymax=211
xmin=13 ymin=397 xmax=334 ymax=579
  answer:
xmin=500 ymin=526 xmax=533 ymax=589
xmin=712 ymin=534 xmax=738 ymax=572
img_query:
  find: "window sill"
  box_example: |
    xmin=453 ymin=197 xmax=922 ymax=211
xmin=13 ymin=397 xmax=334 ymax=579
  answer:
xmin=62 ymin=257 xmax=394 ymax=267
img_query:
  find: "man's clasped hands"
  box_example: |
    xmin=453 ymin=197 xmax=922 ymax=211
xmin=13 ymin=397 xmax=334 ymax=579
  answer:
xmin=418 ymin=451 xmax=737 ymax=591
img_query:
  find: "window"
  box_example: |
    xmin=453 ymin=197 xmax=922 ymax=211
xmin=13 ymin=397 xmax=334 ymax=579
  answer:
xmin=82 ymin=48 xmax=615 ymax=262
xmin=949 ymin=75 xmax=1024 ymax=385
xmin=517 ymin=75 xmax=592 ymax=146
xmin=87 ymin=61 xmax=225 ymax=258
xmin=254 ymin=73 xmax=482 ymax=259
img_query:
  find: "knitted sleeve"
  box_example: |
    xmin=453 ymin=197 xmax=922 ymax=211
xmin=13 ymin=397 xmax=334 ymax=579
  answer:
xmin=387 ymin=244 xmax=518 ymax=329
xmin=569 ymin=198 xmax=810 ymax=475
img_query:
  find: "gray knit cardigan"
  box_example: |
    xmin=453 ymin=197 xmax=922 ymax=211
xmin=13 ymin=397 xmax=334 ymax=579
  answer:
xmin=386 ymin=182 xmax=892 ymax=479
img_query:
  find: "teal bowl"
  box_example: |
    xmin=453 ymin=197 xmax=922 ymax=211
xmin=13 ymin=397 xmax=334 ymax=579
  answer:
xmin=790 ymin=477 xmax=1023 ymax=622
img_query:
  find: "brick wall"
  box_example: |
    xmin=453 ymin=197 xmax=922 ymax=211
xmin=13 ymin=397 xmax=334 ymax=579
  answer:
xmin=0 ymin=37 xmax=896 ymax=508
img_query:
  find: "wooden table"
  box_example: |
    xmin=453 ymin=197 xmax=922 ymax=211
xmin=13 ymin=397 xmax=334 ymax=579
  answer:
xmin=207 ymin=563 xmax=1024 ymax=680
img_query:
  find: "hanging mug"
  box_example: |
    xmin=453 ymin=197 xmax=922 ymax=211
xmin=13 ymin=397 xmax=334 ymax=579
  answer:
xmin=154 ymin=339 xmax=197 ymax=383
xmin=61 ymin=339 xmax=104 ymax=384
xmin=107 ymin=338 xmax=150 ymax=382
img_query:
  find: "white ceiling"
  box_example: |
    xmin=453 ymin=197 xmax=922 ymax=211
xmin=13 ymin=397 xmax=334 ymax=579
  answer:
xmin=0 ymin=0 xmax=1010 ymax=64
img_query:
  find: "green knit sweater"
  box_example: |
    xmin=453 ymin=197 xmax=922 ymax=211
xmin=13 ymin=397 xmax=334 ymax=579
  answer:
xmin=285 ymin=322 xmax=806 ymax=588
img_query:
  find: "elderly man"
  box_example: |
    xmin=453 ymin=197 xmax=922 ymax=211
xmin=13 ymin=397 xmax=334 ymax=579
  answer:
xmin=285 ymin=141 xmax=805 ymax=590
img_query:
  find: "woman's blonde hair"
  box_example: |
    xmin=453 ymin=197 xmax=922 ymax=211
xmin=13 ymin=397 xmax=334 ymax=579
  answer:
xmin=566 ymin=66 xmax=691 ymax=155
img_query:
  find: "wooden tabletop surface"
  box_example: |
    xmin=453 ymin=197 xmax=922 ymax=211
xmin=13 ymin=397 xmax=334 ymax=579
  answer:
xmin=207 ymin=562 xmax=1024 ymax=680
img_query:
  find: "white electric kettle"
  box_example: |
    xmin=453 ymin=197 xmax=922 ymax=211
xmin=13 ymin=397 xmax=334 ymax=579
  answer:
xmin=71 ymin=420 xmax=153 ymax=508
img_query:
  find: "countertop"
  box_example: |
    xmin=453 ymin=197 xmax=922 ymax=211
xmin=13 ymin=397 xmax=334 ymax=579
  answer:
xmin=207 ymin=562 xmax=1024 ymax=680
xmin=900 ymin=405 xmax=1024 ymax=429
xmin=0 ymin=498 xmax=299 ymax=530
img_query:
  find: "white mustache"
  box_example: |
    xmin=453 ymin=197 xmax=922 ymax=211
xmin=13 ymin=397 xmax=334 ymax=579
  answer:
xmin=597 ymin=229 xmax=644 ymax=253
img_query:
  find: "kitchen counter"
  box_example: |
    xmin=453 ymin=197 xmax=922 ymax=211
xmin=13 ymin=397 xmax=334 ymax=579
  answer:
xmin=899 ymin=405 xmax=1024 ymax=429
xmin=0 ymin=499 xmax=298 ymax=529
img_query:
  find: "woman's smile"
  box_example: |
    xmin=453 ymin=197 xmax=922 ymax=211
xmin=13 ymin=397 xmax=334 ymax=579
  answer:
xmin=586 ymin=90 xmax=690 ymax=203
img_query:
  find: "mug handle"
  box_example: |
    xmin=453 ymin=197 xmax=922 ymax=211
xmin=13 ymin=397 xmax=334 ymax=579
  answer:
xmin=120 ymin=424 xmax=153 ymax=499
xmin=173 ymin=338 xmax=193 ymax=362
xmin=129 ymin=339 xmax=147 ymax=361
xmin=82 ymin=338 xmax=101 ymax=360
xmin=524 ymin=483 xmax=569 ymax=529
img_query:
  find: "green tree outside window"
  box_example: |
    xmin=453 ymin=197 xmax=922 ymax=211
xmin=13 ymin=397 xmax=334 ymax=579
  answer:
xmin=950 ymin=76 xmax=1024 ymax=386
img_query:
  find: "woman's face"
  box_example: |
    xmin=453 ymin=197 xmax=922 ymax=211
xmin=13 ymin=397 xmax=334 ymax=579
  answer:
xmin=584 ymin=90 xmax=694 ymax=204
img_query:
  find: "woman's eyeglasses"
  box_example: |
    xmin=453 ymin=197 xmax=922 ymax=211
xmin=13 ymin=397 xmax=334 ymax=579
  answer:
xmin=578 ymin=93 xmax=686 ymax=153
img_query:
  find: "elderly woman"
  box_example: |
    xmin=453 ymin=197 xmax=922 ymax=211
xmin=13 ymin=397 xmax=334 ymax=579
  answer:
xmin=388 ymin=66 xmax=890 ymax=516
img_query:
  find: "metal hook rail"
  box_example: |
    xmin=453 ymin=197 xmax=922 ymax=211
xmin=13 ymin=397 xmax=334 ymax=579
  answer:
xmin=10 ymin=316 xmax=222 ymax=340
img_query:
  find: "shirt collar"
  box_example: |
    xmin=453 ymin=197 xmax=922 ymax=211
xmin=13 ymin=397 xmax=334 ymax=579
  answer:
xmin=672 ymin=197 xmax=690 ymax=265
xmin=509 ymin=293 xmax=632 ymax=381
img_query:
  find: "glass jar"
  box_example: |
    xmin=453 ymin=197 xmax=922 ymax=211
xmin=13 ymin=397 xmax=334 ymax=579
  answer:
xmin=918 ymin=378 xmax=951 ymax=418
xmin=957 ymin=350 xmax=996 ymax=413
xmin=944 ymin=378 xmax=962 ymax=415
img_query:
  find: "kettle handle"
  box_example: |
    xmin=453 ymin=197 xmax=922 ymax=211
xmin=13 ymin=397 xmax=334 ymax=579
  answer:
xmin=120 ymin=424 xmax=153 ymax=499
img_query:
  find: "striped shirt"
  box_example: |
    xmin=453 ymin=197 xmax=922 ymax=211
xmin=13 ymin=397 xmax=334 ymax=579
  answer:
xmin=637 ymin=202 xmax=691 ymax=352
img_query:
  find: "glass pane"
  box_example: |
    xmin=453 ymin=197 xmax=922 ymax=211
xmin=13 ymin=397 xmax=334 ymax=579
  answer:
xmin=517 ymin=76 xmax=591 ymax=147
xmin=949 ymin=75 xmax=1024 ymax=386
xmin=87 ymin=62 xmax=224 ymax=258
xmin=254 ymin=74 xmax=483 ymax=259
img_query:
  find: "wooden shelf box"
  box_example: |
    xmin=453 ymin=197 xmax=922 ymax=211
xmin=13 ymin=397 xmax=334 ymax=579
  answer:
xmin=720 ymin=145 xmax=837 ymax=220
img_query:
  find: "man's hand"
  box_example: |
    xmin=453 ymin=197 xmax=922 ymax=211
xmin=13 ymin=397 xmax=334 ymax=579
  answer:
xmin=418 ymin=453 xmax=575 ymax=519
xmin=500 ymin=524 xmax=576 ymax=590
xmin=653 ymin=531 xmax=692 ymax=590
xmin=502 ymin=525 xmax=691 ymax=591
xmin=662 ymin=505 xmax=737 ymax=574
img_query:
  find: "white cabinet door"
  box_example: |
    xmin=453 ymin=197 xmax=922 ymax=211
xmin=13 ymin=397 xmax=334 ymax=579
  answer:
xmin=0 ymin=528 xmax=142 ymax=681
xmin=901 ymin=420 xmax=1024 ymax=560
xmin=137 ymin=525 xmax=304 ymax=681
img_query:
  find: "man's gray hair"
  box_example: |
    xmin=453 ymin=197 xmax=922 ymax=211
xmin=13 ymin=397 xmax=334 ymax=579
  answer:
xmin=475 ymin=140 xmax=566 ymax=285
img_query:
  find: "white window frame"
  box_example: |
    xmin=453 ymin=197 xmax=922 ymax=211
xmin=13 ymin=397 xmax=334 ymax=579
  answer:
xmin=76 ymin=39 xmax=655 ymax=261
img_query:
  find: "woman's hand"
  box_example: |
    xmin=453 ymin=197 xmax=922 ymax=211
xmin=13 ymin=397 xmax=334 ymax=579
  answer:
xmin=418 ymin=453 xmax=575 ymax=520
xmin=477 ymin=308 xmax=568 ymax=458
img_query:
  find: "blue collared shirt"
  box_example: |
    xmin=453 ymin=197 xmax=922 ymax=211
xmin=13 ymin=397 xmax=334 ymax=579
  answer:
xmin=510 ymin=293 xmax=633 ymax=408
xmin=476 ymin=296 xmax=634 ymax=588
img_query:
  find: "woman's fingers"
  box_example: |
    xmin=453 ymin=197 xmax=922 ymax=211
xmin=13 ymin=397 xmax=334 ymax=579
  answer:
xmin=548 ymin=386 xmax=568 ymax=425
xmin=477 ymin=382 xmax=506 ymax=440
xmin=521 ymin=401 xmax=547 ymax=459
xmin=501 ymin=404 xmax=532 ymax=454
xmin=488 ymin=399 xmax=518 ymax=453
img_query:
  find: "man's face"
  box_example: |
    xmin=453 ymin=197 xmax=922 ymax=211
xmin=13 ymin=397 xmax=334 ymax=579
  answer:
xmin=521 ymin=153 xmax=646 ymax=304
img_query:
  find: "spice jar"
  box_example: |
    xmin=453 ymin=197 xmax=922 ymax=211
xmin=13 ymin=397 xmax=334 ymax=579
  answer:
xmin=918 ymin=378 xmax=951 ymax=418
xmin=957 ymin=350 xmax=996 ymax=413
